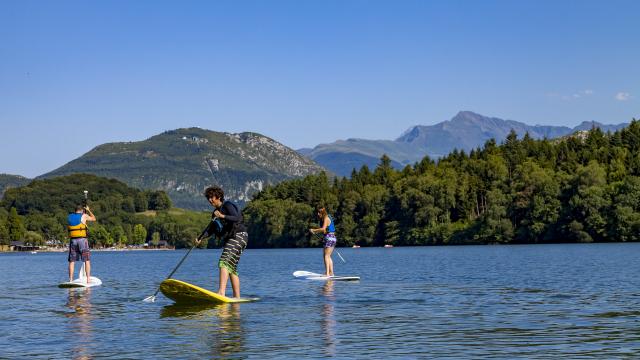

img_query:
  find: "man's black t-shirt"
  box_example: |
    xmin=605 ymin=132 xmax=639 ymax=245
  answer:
xmin=219 ymin=201 xmax=246 ymax=238
xmin=197 ymin=201 xmax=246 ymax=241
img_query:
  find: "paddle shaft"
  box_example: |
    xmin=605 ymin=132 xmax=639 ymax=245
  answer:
xmin=149 ymin=245 xmax=195 ymax=298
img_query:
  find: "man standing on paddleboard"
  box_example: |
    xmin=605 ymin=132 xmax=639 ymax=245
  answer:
xmin=67 ymin=204 xmax=96 ymax=283
xmin=196 ymin=186 xmax=248 ymax=298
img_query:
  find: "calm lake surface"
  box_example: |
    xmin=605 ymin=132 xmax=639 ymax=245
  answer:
xmin=1 ymin=244 xmax=640 ymax=359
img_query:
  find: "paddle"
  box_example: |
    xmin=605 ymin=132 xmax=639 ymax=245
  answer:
xmin=143 ymin=244 xmax=196 ymax=303
xmin=310 ymin=232 xmax=346 ymax=263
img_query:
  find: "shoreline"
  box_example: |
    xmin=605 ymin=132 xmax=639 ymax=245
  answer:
xmin=3 ymin=241 xmax=639 ymax=254
xmin=0 ymin=247 xmax=176 ymax=253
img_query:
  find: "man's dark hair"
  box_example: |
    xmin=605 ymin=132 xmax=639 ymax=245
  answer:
xmin=75 ymin=204 xmax=84 ymax=212
xmin=204 ymin=186 xmax=224 ymax=202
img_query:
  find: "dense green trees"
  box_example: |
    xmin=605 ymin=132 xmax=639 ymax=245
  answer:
xmin=245 ymin=120 xmax=640 ymax=247
xmin=132 ymin=224 xmax=147 ymax=245
xmin=7 ymin=207 xmax=25 ymax=242
xmin=148 ymin=191 xmax=172 ymax=211
xmin=23 ymin=231 xmax=43 ymax=246
xmin=0 ymin=223 xmax=8 ymax=246
xmin=3 ymin=121 xmax=640 ymax=249
xmin=244 ymin=199 xmax=314 ymax=247
xmin=0 ymin=174 xmax=208 ymax=249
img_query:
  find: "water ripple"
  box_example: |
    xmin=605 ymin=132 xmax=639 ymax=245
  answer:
xmin=1 ymin=244 xmax=640 ymax=358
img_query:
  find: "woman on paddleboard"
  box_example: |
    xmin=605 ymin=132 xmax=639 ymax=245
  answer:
xmin=309 ymin=206 xmax=336 ymax=276
xmin=196 ymin=186 xmax=248 ymax=298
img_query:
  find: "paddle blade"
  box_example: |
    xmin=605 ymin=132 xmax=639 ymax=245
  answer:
xmin=79 ymin=262 xmax=87 ymax=281
xmin=143 ymin=295 xmax=156 ymax=303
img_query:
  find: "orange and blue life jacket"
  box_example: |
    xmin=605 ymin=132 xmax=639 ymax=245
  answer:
xmin=68 ymin=213 xmax=88 ymax=238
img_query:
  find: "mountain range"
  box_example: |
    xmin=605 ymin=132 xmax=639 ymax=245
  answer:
xmin=2 ymin=112 xmax=630 ymax=210
xmin=301 ymin=111 xmax=629 ymax=176
xmin=38 ymin=128 xmax=325 ymax=210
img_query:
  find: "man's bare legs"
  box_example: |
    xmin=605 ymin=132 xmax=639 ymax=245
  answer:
xmin=217 ymin=266 xmax=241 ymax=298
xmin=84 ymin=260 xmax=91 ymax=283
xmin=68 ymin=261 xmax=74 ymax=282
xmin=230 ymin=273 xmax=240 ymax=298
xmin=68 ymin=259 xmax=91 ymax=283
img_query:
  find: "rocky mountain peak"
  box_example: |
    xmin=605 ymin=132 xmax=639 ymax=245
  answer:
xmin=40 ymin=128 xmax=326 ymax=210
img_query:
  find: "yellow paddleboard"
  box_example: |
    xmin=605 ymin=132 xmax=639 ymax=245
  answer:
xmin=160 ymin=279 xmax=259 ymax=304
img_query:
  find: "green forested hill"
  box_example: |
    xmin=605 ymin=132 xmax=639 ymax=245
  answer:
xmin=246 ymin=120 xmax=640 ymax=247
xmin=0 ymin=174 xmax=210 ymax=249
xmin=0 ymin=174 xmax=31 ymax=198
xmin=40 ymin=128 xmax=326 ymax=210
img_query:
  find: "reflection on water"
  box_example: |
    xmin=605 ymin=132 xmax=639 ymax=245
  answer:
xmin=322 ymin=281 xmax=335 ymax=300
xmin=65 ymin=289 xmax=94 ymax=360
xmin=322 ymin=281 xmax=336 ymax=357
xmin=161 ymin=303 xmax=245 ymax=358
xmin=160 ymin=303 xmax=222 ymax=319
xmin=211 ymin=304 xmax=244 ymax=358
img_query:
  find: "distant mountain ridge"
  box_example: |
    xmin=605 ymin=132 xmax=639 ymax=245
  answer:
xmin=302 ymin=111 xmax=629 ymax=176
xmin=0 ymin=174 xmax=31 ymax=198
xmin=39 ymin=128 xmax=326 ymax=210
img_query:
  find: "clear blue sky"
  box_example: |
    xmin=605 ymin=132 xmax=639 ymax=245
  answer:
xmin=1 ymin=0 xmax=638 ymax=177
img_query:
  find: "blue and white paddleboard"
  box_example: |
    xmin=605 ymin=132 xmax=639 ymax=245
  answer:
xmin=293 ymin=270 xmax=360 ymax=281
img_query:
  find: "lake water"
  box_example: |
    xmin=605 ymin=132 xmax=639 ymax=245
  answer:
xmin=1 ymin=244 xmax=639 ymax=359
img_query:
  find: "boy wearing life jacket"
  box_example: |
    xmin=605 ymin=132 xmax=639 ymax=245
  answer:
xmin=67 ymin=204 xmax=96 ymax=283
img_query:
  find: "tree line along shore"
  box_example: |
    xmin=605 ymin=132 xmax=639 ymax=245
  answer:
xmin=2 ymin=120 xmax=640 ymax=249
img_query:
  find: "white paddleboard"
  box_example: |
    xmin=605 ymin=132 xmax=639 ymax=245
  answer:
xmin=293 ymin=270 xmax=360 ymax=281
xmin=59 ymin=263 xmax=102 ymax=288
xmin=59 ymin=277 xmax=102 ymax=288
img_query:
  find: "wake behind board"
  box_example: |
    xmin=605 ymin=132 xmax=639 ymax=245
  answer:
xmin=293 ymin=271 xmax=360 ymax=281
xmin=59 ymin=263 xmax=102 ymax=288
xmin=160 ymin=279 xmax=259 ymax=304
